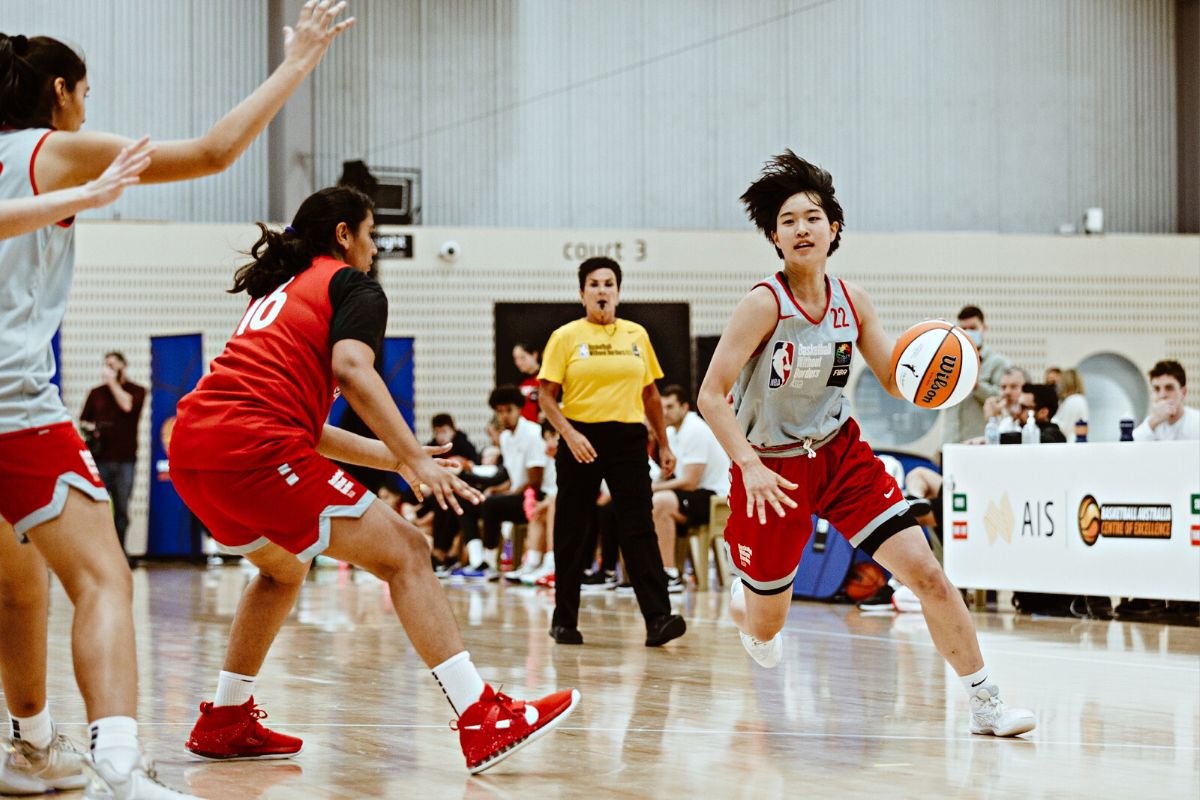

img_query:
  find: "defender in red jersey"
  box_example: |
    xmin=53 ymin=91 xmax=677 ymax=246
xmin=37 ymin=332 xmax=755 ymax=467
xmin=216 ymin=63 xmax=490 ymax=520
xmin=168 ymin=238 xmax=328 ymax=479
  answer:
xmin=697 ymin=152 xmax=1035 ymax=737
xmin=171 ymin=187 xmax=578 ymax=773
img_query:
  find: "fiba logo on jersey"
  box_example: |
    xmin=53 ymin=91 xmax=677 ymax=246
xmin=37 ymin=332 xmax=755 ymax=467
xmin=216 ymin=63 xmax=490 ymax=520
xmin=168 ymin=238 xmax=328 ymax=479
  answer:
xmin=769 ymin=342 xmax=794 ymax=389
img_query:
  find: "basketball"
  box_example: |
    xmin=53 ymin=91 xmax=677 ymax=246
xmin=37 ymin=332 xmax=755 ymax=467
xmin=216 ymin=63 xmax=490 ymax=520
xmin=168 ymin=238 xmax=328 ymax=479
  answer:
xmin=844 ymin=561 xmax=887 ymax=601
xmin=890 ymin=320 xmax=980 ymax=409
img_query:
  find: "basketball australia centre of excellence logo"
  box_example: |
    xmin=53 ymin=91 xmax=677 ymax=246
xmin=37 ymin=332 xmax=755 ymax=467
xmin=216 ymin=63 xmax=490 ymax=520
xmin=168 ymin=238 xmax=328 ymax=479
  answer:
xmin=1077 ymin=495 xmax=1172 ymax=547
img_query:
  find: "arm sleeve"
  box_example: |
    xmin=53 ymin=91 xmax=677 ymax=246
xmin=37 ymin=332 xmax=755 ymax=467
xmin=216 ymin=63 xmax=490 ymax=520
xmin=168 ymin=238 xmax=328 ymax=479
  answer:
xmin=80 ymin=389 xmax=96 ymax=422
xmin=328 ymin=268 xmax=388 ymax=350
xmin=640 ymin=329 xmax=664 ymax=385
xmin=130 ymin=385 xmax=147 ymax=418
xmin=538 ymin=329 xmax=567 ymax=384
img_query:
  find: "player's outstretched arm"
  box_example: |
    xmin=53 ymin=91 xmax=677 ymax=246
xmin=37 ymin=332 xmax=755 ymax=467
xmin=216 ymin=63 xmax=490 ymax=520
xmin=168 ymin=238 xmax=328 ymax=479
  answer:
xmin=843 ymin=279 xmax=903 ymax=399
xmin=331 ymin=339 xmax=482 ymax=513
xmin=0 ymin=137 xmax=152 ymax=239
xmin=35 ymin=1 xmax=355 ymax=191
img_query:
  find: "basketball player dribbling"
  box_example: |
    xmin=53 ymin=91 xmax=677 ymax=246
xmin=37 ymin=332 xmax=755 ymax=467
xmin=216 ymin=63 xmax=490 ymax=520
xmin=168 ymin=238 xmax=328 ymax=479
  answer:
xmin=0 ymin=4 xmax=354 ymax=797
xmin=696 ymin=151 xmax=1036 ymax=737
xmin=168 ymin=186 xmax=579 ymax=774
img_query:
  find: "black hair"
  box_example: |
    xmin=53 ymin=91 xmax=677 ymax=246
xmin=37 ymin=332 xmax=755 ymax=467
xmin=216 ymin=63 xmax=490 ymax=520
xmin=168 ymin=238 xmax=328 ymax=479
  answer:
xmin=104 ymin=350 xmax=127 ymax=365
xmin=513 ymin=341 xmax=540 ymax=356
xmin=957 ymin=305 xmax=985 ymax=323
xmin=230 ymin=186 xmax=374 ymax=298
xmin=541 ymin=419 xmax=558 ymax=436
xmin=431 ymin=413 xmax=455 ymax=429
xmin=1022 ymin=382 xmax=1059 ymax=419
xmin=578 ymin=256 xmax=622 ymax=290
xmin=660 ymin=384 xmax=691 ymax=406
xmin=1149 ymin=359 xmax=1186 ymax=388
xmin=0 ymin=34 xmax=87 ymax=129
xmin=740 ymin=150 xmax=844 ymax=259
xmin=488 ymin=384 xmax=525 ymax=410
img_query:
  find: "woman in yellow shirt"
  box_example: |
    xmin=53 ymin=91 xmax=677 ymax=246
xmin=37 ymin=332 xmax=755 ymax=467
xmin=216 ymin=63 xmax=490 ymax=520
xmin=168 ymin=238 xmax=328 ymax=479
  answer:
xmin=539 ymin=257 xmax=687 ymax=647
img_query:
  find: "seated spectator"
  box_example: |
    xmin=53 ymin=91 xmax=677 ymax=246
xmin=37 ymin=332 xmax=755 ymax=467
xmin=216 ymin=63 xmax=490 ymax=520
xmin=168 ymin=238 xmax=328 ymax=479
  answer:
xmin=422 ymin=414 xmax=480 ymax=571
xmin=1044 ymin=366 xmax=1062 ymax=386
xmin=982 ymin=367 xmax=1029 ymax=435
xmin=1018 ymin=383 xmax=1067 ymax=443
xmin=455 ymin=386 xmax=546 ymax=579
xmin=1133 ymin=360 xmax=1199 ymax=441
xmin=429 ymin=412 xmax=480 ymax=465
xmin=1051 ymin=368 xmax=1090 ymax=442
xmin=650 ymin=386 xmax=731 ymax=593
xmin=941 ymin=305 xmax=1012 ymax=444
xmin=513 ymin=341 xmax=543 ymax=422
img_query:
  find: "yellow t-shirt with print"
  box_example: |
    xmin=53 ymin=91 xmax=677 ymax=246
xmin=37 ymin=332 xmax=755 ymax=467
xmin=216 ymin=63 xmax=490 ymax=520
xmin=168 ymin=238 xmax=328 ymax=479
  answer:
xmin=539 ymin=318 xmax=663 ymax=424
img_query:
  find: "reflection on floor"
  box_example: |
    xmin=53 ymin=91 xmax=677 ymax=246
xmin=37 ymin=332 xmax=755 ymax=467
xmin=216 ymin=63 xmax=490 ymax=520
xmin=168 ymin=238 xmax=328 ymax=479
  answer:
xmin=14 ymin=564 xmax=1199 ymax=799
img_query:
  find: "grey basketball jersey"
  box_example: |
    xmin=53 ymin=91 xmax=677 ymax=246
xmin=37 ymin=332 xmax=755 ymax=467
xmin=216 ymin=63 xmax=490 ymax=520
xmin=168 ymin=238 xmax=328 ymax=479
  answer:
xmin=0 ymin=129 xmax=76 ymax=433
xmin=731 ymin=273 xmax=859 ymax=457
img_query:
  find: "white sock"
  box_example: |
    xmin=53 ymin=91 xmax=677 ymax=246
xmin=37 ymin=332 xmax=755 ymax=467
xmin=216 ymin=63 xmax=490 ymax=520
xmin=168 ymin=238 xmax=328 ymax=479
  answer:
xmin=665 ymin=566 xmax=680 ymax=579
xmin=10 ymin=706 xmax=53 ymax=749
xmin=541 ymin=552 xmax=555 ymax=571
xmin=431 ymin=651 xmax=486 ymax=718
xmin=523 ymin=549 xmax=542 ymax=569
xmin=960 ymin=665 xmax=993 ymax=696
xmin=482 ymin=547 xmax=498 ymax=569
xmin=89 ymin=716 xmax=140 ymax=774
xmin=214 ymin=670 xmax=257 ymax=707
xmin=466 ymin=538 xmax=484 ymax=567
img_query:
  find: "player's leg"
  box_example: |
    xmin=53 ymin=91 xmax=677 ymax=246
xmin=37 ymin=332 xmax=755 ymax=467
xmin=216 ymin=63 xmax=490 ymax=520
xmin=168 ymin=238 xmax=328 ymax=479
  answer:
xmin=323 ymin=499 xmax=580 ymax=773
xmin=651 ymin=490 xmax=680 ymax=570
xmin=0 ymin=523 xmax=86 ymax=794
xmin=186 ymin=544 xmax=309 ymax=761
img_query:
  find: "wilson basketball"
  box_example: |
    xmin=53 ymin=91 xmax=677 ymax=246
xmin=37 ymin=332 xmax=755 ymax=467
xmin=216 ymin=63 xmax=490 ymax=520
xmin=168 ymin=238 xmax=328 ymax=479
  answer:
xmin=890 ymin=320 xmax=980 ymax=409
xmin=844 ymin=561 xmax=887 ymax=602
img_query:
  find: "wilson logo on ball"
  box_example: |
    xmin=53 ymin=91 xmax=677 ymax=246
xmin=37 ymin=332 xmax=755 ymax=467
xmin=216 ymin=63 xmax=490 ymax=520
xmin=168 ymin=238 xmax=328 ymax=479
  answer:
xmin=890 ymin=320 xmax=979 ymax=410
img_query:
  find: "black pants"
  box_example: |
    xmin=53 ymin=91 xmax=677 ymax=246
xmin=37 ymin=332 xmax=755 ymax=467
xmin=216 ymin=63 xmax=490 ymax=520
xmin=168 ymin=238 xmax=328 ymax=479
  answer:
xmin=553 ymin=421 xmax=670 ymax=629
xmin=584 ymin=501 xmax=620 ymax=572
xmin=460 ymin=492 xmax=527 ymax=550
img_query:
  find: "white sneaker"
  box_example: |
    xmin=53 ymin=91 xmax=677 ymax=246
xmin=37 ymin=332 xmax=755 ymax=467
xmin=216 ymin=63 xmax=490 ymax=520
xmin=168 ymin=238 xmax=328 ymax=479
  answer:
xmin=892 ymin=585 xmax=923 ymax=613
xmin=729 ymin=577 xmax=783 ymax=668
xmin=969 ymin=686 xmax=1037 ymax=737
xmin=84 ymin=757 xmax=198 ymax=799
xmin=0 ymin=729 xmax=87 ymax=793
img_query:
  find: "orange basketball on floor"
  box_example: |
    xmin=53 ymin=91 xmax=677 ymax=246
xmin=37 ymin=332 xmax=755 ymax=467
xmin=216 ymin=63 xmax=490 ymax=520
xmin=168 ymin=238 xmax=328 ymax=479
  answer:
xmin=844 ymin=561 xmax=887 ymax=601
xmin=890 ymin=320 xmax=980 ymax=409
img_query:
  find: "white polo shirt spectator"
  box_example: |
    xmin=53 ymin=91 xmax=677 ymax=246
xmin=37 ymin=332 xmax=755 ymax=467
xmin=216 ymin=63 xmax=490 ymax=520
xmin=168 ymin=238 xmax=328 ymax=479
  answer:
xmin=666 ymin=411 xmax=730 ymax=497
xmin=499 ymin=416 xmax=547 ymax=492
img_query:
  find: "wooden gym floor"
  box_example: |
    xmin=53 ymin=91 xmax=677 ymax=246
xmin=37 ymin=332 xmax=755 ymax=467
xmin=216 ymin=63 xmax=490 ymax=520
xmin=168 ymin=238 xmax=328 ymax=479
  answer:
xmin=13 ymin=564 xmax=1199 ymax=799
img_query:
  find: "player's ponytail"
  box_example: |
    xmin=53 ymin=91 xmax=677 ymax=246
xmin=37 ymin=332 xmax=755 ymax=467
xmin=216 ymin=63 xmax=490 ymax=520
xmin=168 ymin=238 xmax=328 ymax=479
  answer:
xmin=0 ymin=33 xmax=86 ymax=129
xmin=230 ymin=186 xmax=374 ymax=298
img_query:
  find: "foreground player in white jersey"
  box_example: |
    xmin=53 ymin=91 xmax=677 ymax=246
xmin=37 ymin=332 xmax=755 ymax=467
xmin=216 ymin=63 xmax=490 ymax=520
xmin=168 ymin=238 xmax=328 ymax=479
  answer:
xmin=0 ymin=4 xmax=353 ymax=797
xmin=697 ymin=151 xmax=1035 ymax=737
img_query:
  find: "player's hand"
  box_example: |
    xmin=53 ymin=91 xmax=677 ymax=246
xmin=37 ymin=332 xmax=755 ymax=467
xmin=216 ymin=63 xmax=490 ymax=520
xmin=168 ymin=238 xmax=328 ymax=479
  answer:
xmin=283 ymin=0 xmax=355 ymax=74
xmin=657 ymin=444 xmax=676 ymax=478
xmin=81 ymin=136 xmax=153 ymax=210
xmin=404 ymin=457 xmax=483 ymax=514
xmin=564 ymin=429 xmax=597 ymax=464
xmin=740 ymin=460 xmax=798 ymax=524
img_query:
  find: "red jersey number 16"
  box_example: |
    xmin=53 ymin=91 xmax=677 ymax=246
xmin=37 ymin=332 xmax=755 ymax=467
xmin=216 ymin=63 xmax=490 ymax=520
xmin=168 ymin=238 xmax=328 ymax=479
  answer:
xmin=235 ymin=278 xmax=294 ymax=336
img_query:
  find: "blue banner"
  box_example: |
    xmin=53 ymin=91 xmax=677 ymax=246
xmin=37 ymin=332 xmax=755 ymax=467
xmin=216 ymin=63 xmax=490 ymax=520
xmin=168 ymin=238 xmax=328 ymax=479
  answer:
xmin=147 ymin=334 xmax=204 ymax=558
xmin=328 ymin=337 xmax=415 ymax=430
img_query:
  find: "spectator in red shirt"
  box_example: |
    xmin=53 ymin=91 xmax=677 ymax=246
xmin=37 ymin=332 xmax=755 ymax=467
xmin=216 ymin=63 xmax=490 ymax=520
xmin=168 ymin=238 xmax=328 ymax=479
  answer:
xmin=513 ymin=341 xmax=542 ymax=422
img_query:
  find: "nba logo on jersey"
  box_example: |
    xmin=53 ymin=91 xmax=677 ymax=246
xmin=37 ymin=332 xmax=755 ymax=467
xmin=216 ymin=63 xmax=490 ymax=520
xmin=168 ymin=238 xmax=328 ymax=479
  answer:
xmin=769 ymin=342 xmax=793 ymax=389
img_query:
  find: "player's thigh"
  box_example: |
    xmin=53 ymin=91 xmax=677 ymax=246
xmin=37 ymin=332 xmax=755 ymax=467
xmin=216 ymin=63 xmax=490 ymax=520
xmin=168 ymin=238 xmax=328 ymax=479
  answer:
xmin=25 ymin=489 xmax=130 ymax=600
xmin=324 ymin=499 xmax=429 ymax=579
xmin=243 ymin=542 xmax=312 ymax=586
xmin=871 ymin=525 xmax=945 ymax=592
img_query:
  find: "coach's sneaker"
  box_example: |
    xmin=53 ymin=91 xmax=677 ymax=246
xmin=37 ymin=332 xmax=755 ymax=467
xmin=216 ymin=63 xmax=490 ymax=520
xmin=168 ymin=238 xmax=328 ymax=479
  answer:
xmin=455 ymin=684 xmax=580 ymax=774
xmin=84 ymin=757 xmax=197 ymax=799
xmin=0 ymin=729 xmax=87 ymax=794
xmin=186 ymin=698 xmax=302 ymax=760
xmin=969 ymin=686 xmax=1037 ymax=737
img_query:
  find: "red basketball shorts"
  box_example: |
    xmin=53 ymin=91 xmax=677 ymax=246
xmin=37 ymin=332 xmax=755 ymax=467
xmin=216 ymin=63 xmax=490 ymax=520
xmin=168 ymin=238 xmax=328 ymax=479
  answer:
xmin=172 ymin=448 xmax=375 ymax=561
xmin=724 ymin=418 xmax=912 ymax=594
xmin=0 ymin=422 xmax=109 ymax=539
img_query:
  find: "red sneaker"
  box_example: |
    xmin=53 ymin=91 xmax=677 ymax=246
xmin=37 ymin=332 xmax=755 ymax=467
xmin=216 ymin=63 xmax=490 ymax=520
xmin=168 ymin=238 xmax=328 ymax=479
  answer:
xmin=185 ymin=697 xmax=303 ymax=761
xmin=454 ymin=684 xmax=580 ymax=774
